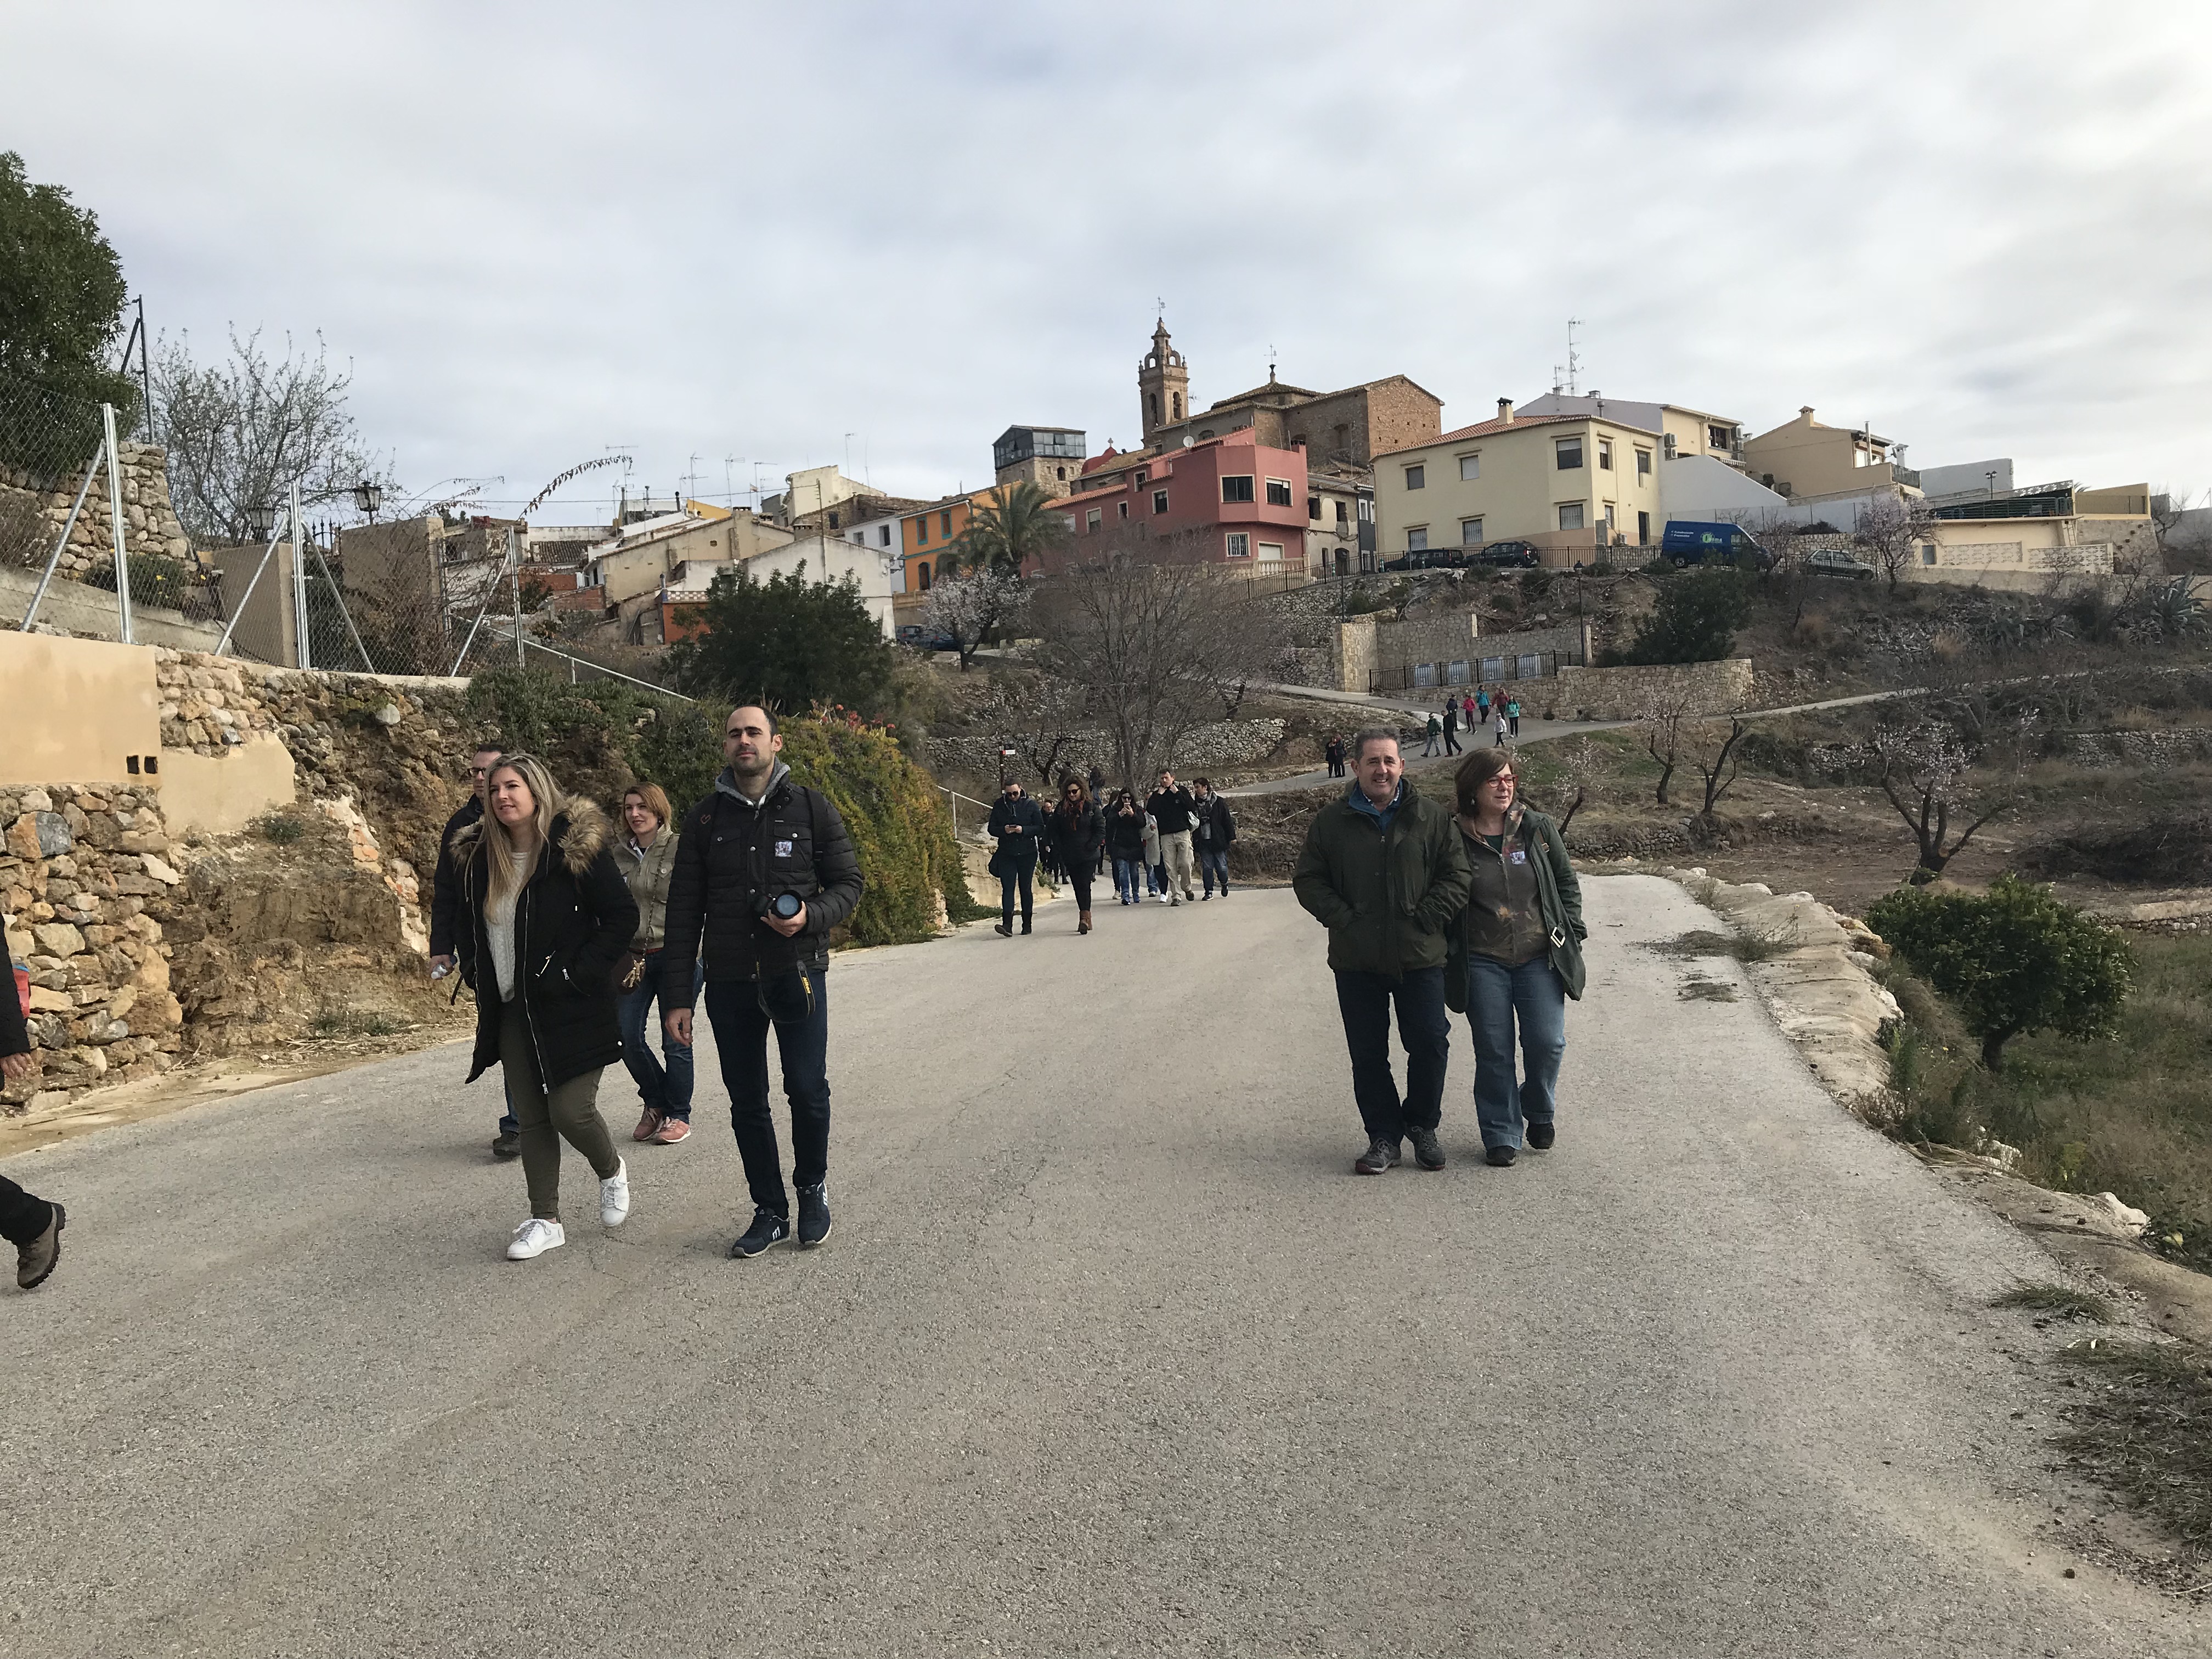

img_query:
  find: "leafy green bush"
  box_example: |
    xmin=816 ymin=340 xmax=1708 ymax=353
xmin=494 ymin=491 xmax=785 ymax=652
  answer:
xmin=664 ymin=564 xmax=896 ymax=716
xmin=1866 ymin=875 xmax=2132 ymax=1070
xmin=1607 ymin=568 xmax=1752 ymax=664
xmin=253 ymin=811 xmax=306 ymax=844
xmin=464 ymin=667 xmax=982 ymax=941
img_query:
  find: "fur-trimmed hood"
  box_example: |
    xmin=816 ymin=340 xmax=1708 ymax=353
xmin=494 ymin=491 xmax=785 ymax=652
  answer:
xmin=448 ymin=797 xmax=614 ymax=880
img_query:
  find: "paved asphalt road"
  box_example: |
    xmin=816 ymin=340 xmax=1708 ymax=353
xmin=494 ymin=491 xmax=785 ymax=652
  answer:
xmin=3 ymin=878 xmax=2203 ymax=1657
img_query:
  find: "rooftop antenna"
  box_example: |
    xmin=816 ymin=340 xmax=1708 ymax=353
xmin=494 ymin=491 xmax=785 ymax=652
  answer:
xmin=845 ymin=432 xmax=855 ymax=477
xmin=1565 ymin=318 xmax=1582 ymax=396
xmin=1268 ymin=342 xmax=1277 ymax=384
xmin=725 ymin=455 xmax=740 ymax=507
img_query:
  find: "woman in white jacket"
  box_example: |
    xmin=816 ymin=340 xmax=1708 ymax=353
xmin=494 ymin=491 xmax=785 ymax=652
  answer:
xmin=1142 ymin=809 xmax=1164 ymax=901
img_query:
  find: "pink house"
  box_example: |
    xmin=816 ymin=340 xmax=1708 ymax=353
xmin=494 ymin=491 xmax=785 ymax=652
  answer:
xmin=1042 ymin=430 xmax=1309 ymax=573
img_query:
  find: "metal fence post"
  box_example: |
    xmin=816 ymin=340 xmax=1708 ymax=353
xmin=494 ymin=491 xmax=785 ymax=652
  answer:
xmin=510 ymin=526 xmax=523 ymax=667
xmin=101 ymin=405 xmax=133 ymax=644
xmin=291 ymin=479 xmax=309 ymax=670
xmin=19 ymin=442 xmax=104 ymax=630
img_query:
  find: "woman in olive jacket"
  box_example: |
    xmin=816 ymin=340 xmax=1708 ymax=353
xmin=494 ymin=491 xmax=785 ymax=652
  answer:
xmin=453 ymin=752 xmax=640 ymax=1260
xmin=1448 ymin=746 xmax=1585 ymax=1166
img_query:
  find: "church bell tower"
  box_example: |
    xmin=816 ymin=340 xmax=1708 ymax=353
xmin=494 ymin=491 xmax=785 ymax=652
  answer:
xmin=1138 ymin=317 xmax=1189 ymax=447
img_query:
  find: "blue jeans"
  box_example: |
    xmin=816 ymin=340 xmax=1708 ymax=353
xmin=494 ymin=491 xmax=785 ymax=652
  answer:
xmin=1465 ymin=955 xmax=1567 ymax=1150
xmin=1199 ymin=847 xmax=1229 ymax=895
xmin=618 ymin=949 xmax=701 ymax=1120
xmin=1114 ymin=857 xmax=1144 ymax=902
xmin=704 ymin=968 xmax=831 ymax=1219
xmin=1332 ymin=966 xmax=1451 ymax=1143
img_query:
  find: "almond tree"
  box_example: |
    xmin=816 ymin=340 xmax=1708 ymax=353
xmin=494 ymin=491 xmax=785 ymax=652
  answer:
xmin=1871 ymin=720 xmax=2014 ymax=884
xmin=1687 ymin=714 xmax=1749 ymax=836
xmin=1636 ymin=685 xmax=1691 ymax=805
xmin=1851 ymin=492 xmax=1940 ymax=595
xmin=921 ymin=565 xmax=1025 ymax=672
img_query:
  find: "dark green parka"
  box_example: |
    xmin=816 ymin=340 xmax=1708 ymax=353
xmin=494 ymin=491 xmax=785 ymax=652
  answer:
xmin=1291 ymin=779 xmax=1472 ymax=977
xmin=1447 ymin=805 xmax=1587 ymax=1004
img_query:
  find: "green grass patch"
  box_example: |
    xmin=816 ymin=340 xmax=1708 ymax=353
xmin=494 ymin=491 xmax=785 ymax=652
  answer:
xmin=252 ymin=812 xmax=307 ymax=845
xmin=1875 ymin=934 xmax=2212 ymax=1273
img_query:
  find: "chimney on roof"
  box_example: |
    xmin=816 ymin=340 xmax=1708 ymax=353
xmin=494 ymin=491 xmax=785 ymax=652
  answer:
xmin=1799 ymin=406 xmax=1816 ymax=420
xmin=1497 ymin=398 xmax=1514 ymax=425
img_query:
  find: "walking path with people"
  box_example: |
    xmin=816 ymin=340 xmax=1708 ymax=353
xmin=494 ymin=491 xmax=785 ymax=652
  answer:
xmin=0 ymin=879 xmax=2198 ymax=1655
xmin=1229 ymin=709 xmax=1615 ymax=796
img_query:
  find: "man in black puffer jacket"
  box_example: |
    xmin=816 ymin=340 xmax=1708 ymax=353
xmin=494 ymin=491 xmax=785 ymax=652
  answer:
xmin=662 ymin=704 xmax=865 ymax=1259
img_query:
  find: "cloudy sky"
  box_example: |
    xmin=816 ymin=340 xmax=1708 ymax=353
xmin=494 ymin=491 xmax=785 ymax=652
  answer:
xmin=8 ymin=1 xmax=2210 ymax=521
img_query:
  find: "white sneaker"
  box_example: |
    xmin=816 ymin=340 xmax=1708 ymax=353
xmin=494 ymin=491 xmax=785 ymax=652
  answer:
xmin=1156 ymin=893 xmax=1171 ymax=905
xmin=506 ymin=1218 xmax=566 ymax=1260
xmin=601 ymin=1157 xmax=631 ymax=1227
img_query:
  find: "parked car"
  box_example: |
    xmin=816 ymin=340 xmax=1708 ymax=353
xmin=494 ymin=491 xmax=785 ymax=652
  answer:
xmin=896 ymin=624 xmax=960 ymax=651
xmin=1802 ymin=548 xmax=1877 ymax=581
xmin=1475 ymin=540 xmax=1539 ymax=568
xmin=1660 ymin=520 xmax=1771 ymax=569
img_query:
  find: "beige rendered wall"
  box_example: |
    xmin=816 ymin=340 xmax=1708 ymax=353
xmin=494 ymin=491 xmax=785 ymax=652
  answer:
xmin=0 ymin=566 xmax=226 ymax=652
xmin=1374 ymin=418 xmax=1662 ymax=555
xmin=156 ymin=737 xmax=297 ymax=834
xmin=3 ymin=631 xmax=161 ymax=785
xmin=1742 ymin=414 xmax=1900 ymax=500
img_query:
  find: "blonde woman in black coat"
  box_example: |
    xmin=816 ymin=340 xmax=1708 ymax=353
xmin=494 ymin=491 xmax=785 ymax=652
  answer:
xmin=453 ymin=752 xmax=640 ymax=1261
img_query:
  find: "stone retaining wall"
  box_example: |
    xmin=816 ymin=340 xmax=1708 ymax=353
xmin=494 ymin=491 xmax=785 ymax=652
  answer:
xmin=929 ymin=717 xmax=1288 ymax=782
xmin=2 ymin=784 xmax=185 ymax=1113
xmin=2068 ymin=727 xmax=2212 ymax=769
xmin=0 ymin=442 xmax=193 ymax=581
xmin=1548 ymin=658 xmax=1755 ymax=720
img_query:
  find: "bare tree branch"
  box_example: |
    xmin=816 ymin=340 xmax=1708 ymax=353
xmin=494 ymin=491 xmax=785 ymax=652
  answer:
xmin=151 ymin=326 xmax=394 ymax=544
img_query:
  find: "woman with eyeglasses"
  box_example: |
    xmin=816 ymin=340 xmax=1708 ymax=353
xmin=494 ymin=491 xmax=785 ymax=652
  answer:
xmin=1047 ymin=777 xmax=1104 ymax=935
xmin=1449 ymin=748 xmax=1585 ymax=1167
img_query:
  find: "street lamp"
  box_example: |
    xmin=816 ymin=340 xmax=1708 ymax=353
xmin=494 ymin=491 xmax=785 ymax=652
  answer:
xmin=244 ymin=503 xmax=276 ymax=543
xmin=353 ymin=480 xmax=384 ymax=519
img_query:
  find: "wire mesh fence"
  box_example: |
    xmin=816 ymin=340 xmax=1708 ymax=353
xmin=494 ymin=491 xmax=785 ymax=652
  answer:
xmin=0 ymin=373 xmax=109 ymax=585
xmin=4 ymin=365 xmax=687 ymax=696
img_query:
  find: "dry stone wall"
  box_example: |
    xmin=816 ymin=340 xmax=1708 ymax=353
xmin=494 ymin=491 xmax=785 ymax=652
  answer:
xmin=1547 ymin=658 xmax=1755 ymax=721
xmin=2 ymin=783 xmax=185 ymax=1113
xmin=929 ymin=717 xmax=1288 ymax=782
xmin=0 ymin=442 xmax=193 ymax=580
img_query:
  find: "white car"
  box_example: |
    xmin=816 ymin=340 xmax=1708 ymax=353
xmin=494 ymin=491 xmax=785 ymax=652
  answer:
xmin=1803 ymin=549 xmax=1877 ymax=580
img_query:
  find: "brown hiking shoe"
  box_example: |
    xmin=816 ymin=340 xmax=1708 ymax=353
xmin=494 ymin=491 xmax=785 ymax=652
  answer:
xmin=18 ymin=1201 xmax=64 ymax=1291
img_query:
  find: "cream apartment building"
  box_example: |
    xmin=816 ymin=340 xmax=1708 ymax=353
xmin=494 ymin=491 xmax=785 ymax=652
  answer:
xmin=1373 ymin=398 xmax=1666 ymax=566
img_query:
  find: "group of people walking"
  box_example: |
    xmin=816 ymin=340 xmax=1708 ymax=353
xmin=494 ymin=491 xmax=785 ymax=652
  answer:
xmin=1294 ymin=730 xmax=1583 ymax=1173
xmin=1419 ymin=689 xmax=1520 ymax=758
xmin=987 ymin=769 xmax=1238 ymax=934
xmin=427 ymin=703 xmax=864 ymax=1263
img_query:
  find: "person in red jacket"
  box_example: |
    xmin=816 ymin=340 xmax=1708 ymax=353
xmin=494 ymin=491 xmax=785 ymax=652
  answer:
xmin=1 ymin=961 xmax=64 ymax=1289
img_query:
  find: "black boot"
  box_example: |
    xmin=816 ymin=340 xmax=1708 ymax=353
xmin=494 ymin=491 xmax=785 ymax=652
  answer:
xmin=1020 ymin=912 xmax=1033 ymax=934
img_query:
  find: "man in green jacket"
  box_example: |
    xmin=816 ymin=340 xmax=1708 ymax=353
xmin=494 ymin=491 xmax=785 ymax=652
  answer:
xmin=1292 ymin=728 xmax=1473 ymax=1175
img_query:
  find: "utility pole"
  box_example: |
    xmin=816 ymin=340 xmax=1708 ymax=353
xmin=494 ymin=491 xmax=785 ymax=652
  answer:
xmin=510 ymin=524 xmax=524 ymax=667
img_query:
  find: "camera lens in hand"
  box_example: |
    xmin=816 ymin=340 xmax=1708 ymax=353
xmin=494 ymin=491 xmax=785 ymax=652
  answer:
xmin=770 ymin=891 xmax=804 ymax=921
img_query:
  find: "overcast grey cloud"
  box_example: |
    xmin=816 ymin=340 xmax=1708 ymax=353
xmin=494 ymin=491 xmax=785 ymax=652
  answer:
xmin=7 ymin=0 xmax=2210 ymax=519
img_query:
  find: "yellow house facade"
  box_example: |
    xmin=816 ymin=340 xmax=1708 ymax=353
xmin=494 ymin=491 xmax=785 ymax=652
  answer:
xmin=1741 ymin=407 xmax=1905 ymax=500
xmin=1373 ymin=400 xmax=1666 ymax=566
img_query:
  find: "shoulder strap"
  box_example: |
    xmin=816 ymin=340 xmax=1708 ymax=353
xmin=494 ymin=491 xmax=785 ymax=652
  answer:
xmin=805 ymin=786 xmax=829 ymax=882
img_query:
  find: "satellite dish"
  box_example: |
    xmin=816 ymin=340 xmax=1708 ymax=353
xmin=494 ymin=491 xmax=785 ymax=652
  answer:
xmin=1182 ymin=436 xmax=1194 ymax=448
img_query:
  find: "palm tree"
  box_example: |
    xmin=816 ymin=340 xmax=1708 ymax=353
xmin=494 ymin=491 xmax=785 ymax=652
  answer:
xmin=941 ymin=481 xmax=1070 ymax=579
